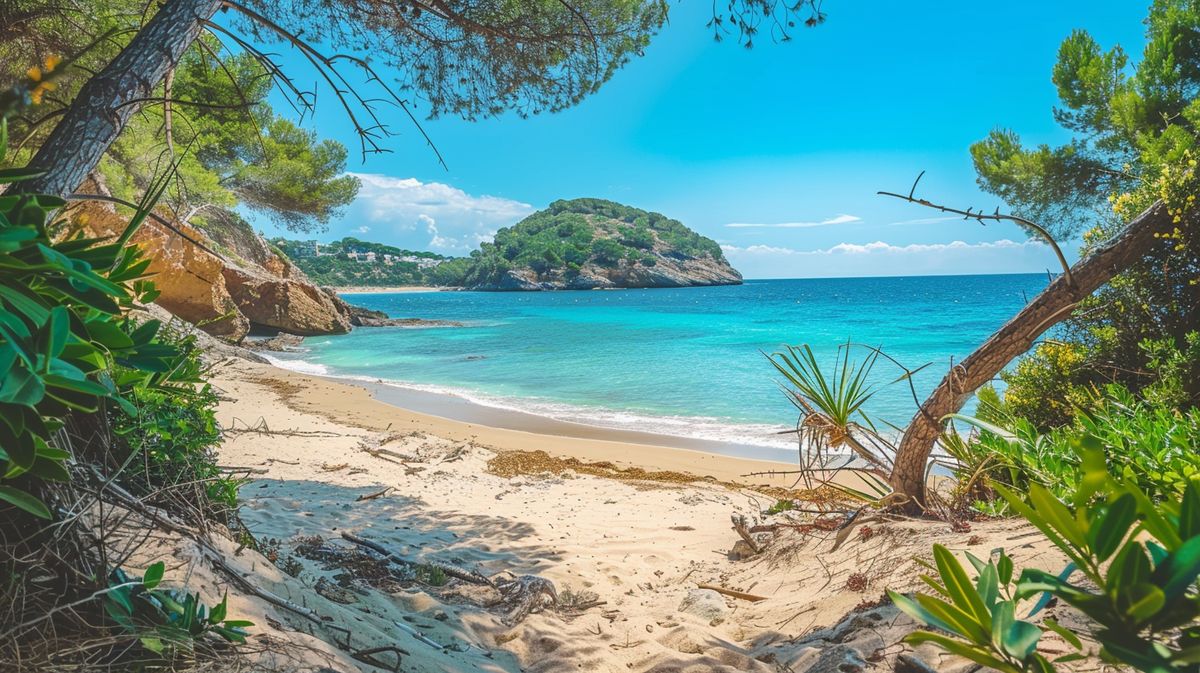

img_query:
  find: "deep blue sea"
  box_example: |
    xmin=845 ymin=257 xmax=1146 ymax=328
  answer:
xmin=267 ymin=275 xmax=1049 ymax=456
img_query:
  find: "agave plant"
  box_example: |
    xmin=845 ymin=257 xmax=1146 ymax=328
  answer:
xmin=767 ymin=341 xmax=897 ymax=494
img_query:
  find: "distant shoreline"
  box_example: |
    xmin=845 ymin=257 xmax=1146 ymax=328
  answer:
xmin=331 ymin=285 xmax=459 ymax=294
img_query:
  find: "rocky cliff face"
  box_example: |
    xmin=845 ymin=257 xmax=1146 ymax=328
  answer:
xmin=73 ymin=198 xmax=351 ymax=341
xmin=488 ymin=254 xmax=742 ymax=291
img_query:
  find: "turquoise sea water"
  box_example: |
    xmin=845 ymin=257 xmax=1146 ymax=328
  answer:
xmin=267 ymin=275 xmax=1049 ymax=458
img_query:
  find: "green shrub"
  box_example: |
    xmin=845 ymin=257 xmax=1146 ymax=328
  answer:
xmin=892 ymin=438 xmax=1200 ymax=673
xmin=999 ymin=342 xmax=1098 ymax=430
xmin=950 ymin=385 xmax=1200 ymax=512
xmin=0 ymin=121 xmax=183 ymax=519
xmin=109 ymin=329 xmax=239 ymax=519
xmin=107 ymin=562 xmax=252 ymax=655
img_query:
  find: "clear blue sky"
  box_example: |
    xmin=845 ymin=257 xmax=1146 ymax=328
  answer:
xmin=246 ymin=1 xmax=1148 ymax=278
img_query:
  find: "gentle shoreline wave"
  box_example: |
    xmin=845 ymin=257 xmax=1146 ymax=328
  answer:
xmin=263 ymin=353 xmax=801 ymax=452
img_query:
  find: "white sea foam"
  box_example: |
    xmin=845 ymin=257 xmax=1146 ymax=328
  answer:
xmin=262 ymin=354 xmax=329 ymax=376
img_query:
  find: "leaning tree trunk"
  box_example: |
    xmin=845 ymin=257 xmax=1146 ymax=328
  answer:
xmin=890 ymin=201 xmax=1184 ymax=509
xmin=8 ymin=0 xmax=223 ymax=198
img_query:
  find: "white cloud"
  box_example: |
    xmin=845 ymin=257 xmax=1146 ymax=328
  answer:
xmin=721 ymin=238 xmax=1068 ymax=279
xmin=887 ymin=216 xmax=963 ymax=226
xmin=725 ymin=214 xmax=862 ymax=229
xmin=340 ymin=173 xmax=534 ymax=253
xmin=352 ymin=225 xmax=371 ymax=234
xmin=723 ymin=239 xmax=1036 ymax=256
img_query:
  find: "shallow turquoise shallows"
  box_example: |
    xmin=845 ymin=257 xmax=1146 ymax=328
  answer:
xmin=268 ymin=274 xmax=1049 ymax=458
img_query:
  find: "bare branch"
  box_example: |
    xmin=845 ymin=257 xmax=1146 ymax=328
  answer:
xmin=878 ymin=176 xmax=1075 ymax=288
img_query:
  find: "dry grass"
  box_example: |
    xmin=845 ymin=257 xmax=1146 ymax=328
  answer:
xmin=485 ymin=449 xmax=845 ymax=503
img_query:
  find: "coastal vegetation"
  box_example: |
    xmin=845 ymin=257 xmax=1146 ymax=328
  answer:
xmin=767 ymin=2 xmax=1200 ymax=669
xmin=273 ymin=198 xmax=740 ymax=291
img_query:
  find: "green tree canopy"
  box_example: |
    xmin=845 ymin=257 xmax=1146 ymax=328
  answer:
xmin=99 ymin=45 xmax=359 ymax=233
xmin=971 ymin=0 xmax=1200 ymax=421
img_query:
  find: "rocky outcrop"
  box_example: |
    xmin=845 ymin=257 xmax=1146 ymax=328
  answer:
xmin=347 ymin=305 xmax=463 ymax=328
xmin=483 ymin=255 xmax=743 ymax=291
xmin=71 ymin=191 xmax=352 ymax=341
xmin=222 ymin=265 xmax=352 ymax=336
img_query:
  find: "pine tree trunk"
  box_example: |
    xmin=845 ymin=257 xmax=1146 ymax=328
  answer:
xmin=8 ymin=0 xmax=223 ymax=197
xmin=889 ymin=201 xmax=1182 ymax=509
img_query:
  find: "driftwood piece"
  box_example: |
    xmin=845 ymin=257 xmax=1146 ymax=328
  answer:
xmin=697 ymin=583 xmax=768 ymax=603
xmin=496 ymin=575 xmax=558 ymax=626
xmin=731 ymin=514 xmax=761 ymax=554
xmin=218 ymin=465 xmax=269 ymax=474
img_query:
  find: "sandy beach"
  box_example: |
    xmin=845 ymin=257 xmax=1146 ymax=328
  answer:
xmin=197 ymin=359 xmax=1070 ymax=673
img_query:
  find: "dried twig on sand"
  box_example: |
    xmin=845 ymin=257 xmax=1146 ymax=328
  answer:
xmin=731 ymin=514 xmax=762 ymax=554
xmin=223 ymin=416 xmax=344 ymax=438
xmin=341 ymin=532 xmax=493 ymax=586
xmin=356 ymin=486 xmax=393 ymax=502
xmin=697 ymin=583 xmax=768 ymax=602
xmin=352 ymin=645 xmax=407 ymax=672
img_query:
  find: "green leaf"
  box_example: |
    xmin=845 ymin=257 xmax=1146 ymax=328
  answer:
xmin=1180 ymin=480 xmax=1200 ymax=540
xmin=1123 ymin=583 xmax=1165 ymax=622
xmin=1002 ymin=619 xmax=1042 ymax=661
xmin=0 ymin=485 xmax=51 ymax=519
xmin=915 ymin=593 xmax=991 ymax=644
xmin=0 ymin=364 xmax=45 ymax=407
xmin=1089 ymin=493 xmax=1136 ymax=561
xmin=997 ymin=552 xmax=1014 ymax=585
xmin=86 ymin=319 xmax=134 ymax=350
xmin=209 ymin=594 xmax=227 ymax=624
xmin=1109 ymin=543 xmax=1153 ymax=593
xmin=889 ymin=590 xmax=956 ymax=634
xmin=933 ymin=544 xmax=993 ymax=631
xmin=143 ymin=561 xmax=165 ymax=590
xmin=0 ymin=283 xmax=50 ymax=323
xmin=943 ymin=413 xmax=1018 ymax=441
xmin=1153 ymin=535 xmax=1200 ymax=600
xmin=1028 ymin=484 xmax=1087 ymax=550
xmin=40 ymin=305 xmax=69 ymax=362
xmin=0 ymin=167 xmax=47 ymax=184
xmin=140 ymin=636 xmax=165 ymax=654
xmin=1042 ymin=618 xmax=1082 ymax=650
xmin=905 ymin=631 xmax=1020 ymax=673
xmin=27 ymin=455 xmax=70 ymax=482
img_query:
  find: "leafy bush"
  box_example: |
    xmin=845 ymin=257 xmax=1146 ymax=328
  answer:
xmin=949 ymin=385 xmax=1200 ymax=512
xmin=107 ymin=562 xmax=252 ymax=655
xmin=892 ymin=437 xmax=1200 ymax=673
xmin=0 ymin=123 xmax=181 ymax=518
xmin=109 ymin=328 xmax=239 ymax=519
xmin=999 ymin=342 xmax=1099 ymax=429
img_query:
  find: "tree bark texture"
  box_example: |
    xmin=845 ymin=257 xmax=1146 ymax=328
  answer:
xmin=8 ymin=0 xmax=223 ymax=197
xmin=890 ymin=201 xmax=1185 ymax=508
